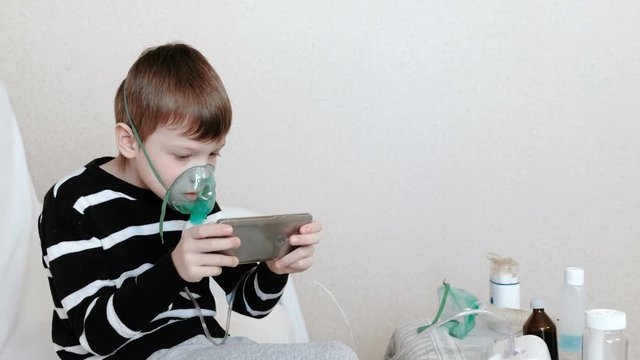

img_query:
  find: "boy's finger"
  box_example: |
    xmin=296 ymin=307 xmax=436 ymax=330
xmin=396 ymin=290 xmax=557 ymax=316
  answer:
xmin=276 ymin=246 xmax=314 ymax=268
xmin=278 ymin=256 xmax=313 ymax=272
xmin=196 ymin=266 xmax=223 ymax=278
xmin=195 ymin=237 xmax=240 ymax=252
xmin=197 ymin=253 xmax=239 ymax=267
xmin=299 ymin=221 xmax=322 ymax=234
xmin=289 ymin=233 xmax=320 ymax=246
xmin=191 ymin=223 xmax=233 ymax=239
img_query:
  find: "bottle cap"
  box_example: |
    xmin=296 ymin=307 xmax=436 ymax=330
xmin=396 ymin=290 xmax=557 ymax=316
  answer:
xmin=564 ymin=267 xmax=584 ymax=286
xmin=488 ymin=253 xmax=519 ymax=284
xmin=530 ymin=298 xmax=545 ymax=309
xmin=586 ymin=309 xmax=626 ymax=330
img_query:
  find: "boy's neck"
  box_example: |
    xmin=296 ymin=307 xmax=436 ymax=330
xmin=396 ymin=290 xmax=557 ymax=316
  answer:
xmin=100 ymin=157 xmax=147 ymax=189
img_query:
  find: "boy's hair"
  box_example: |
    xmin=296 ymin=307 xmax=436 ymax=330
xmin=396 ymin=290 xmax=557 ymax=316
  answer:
xmin=114 ymin=43 xmax=232 ymax=143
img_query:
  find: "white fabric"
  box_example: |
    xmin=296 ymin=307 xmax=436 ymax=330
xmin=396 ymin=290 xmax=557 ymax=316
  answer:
xmin=0 ymin=80 xmax=53 ymax=359
xmin=0 ymin=80 xmax=29 ymax=350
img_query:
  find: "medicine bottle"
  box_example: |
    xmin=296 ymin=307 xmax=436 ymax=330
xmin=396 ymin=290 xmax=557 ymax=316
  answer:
xmin=522 ymin=298 xmax=558 ymax=360
xmin=583 ymin=309 xmax=627 ymax=360
xmin=559 ymin=266 xmax=586 ymax=359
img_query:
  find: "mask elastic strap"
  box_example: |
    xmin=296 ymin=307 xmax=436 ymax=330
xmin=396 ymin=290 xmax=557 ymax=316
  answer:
xmin=123 ymin=80 xmax=172 ymax=242
xmin=158 ymin=193 xmax=171 ymax=243
xmin=416 ymin=280 xmax=451 ymax=333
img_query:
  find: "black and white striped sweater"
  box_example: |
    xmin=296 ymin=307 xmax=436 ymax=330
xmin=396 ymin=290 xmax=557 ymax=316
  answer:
xmin=38 ymin=157 xmax=288 ymax=359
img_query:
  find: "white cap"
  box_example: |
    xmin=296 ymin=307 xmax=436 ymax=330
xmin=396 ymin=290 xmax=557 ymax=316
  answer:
xmin=530 ymin=298 xmax=545 ymax=309
xmin=586 ymin=309 xmax=626 ymax=330
xmin=564 ymin=267 xmax=584 ymax=286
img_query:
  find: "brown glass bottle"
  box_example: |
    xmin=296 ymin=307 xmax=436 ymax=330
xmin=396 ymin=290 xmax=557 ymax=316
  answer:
xmin=523 ymin=298 xmax=559 ymax=360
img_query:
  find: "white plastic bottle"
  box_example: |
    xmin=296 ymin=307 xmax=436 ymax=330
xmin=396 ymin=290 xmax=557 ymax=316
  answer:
xmin=488 ymin=253 xmax=520 ymax=309
xmin=583 ymin=309 xmax=628 ymax=360
xmin=558 ymin=267 xmax=586 ymax=359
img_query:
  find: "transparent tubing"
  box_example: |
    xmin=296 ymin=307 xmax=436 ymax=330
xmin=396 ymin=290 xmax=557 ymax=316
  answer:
xmin=387 ymin=309 xmax=517 ymax=360
xmin=178 ymin=219 xmax=259 ymax=346
xmin=185 ymin=265 xmax=258 ymax=346
xmin=296 ymin=274 xmax=357 ymax=349
xmin=186 ymin=269 xmax=353 ymax=348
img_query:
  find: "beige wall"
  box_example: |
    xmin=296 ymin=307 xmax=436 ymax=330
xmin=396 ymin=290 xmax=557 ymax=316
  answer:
xmin=2 ymin=1 xmax=639 ymax=358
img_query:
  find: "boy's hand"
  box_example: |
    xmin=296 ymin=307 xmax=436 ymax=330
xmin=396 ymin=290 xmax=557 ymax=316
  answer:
xmin=171 ymin=223 xmax=241 ymax=283
xmin=266 ymin=221 xmax=322 ymax=275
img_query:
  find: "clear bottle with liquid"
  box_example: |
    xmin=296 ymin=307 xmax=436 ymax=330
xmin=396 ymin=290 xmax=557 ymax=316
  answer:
xmin=523 ymin=298 xmax=558 ymax=360
xmin=583 ymin=309 xmax=627 ymax=360
xmin=558 ymin=267 xmax=586 ymax=359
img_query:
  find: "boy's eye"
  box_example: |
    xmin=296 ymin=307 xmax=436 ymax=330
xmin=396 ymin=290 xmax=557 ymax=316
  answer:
xmin=174 ymin=154 xmax=191 ymax=160
xmin=209 ymin=152 xmax=221 ymax=158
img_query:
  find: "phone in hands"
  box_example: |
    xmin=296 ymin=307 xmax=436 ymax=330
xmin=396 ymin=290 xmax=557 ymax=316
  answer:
xmin=217 ymin=213 xmax=313 ymax=264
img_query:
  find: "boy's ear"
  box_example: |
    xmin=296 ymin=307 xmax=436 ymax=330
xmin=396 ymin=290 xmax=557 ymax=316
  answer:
xmin=114 ymin=123 xmax=139 ymax=159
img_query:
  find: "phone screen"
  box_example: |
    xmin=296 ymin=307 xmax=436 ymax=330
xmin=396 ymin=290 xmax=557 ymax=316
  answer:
xmin=217 ymin=213 xmax=312 ymax=264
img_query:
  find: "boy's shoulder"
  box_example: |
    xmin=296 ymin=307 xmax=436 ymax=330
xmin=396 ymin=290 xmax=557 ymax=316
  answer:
xmin=43 ymin=156 xmax=161 ymax=219
xmin=44 ymin=157 xmax=115 ymax=204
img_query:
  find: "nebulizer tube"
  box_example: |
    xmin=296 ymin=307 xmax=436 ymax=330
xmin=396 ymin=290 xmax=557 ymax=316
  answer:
xmin=294 ymin=274 xmax=358 ymax=349
xmin=175 ymin=222 xmax=258 ymax=345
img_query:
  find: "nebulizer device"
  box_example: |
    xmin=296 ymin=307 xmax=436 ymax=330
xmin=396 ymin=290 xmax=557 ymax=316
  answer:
xmin=385 ymin=280 xmax=552 ymax=360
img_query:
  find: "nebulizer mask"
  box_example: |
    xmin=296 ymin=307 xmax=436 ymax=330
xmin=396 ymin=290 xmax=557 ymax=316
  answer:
xmin=163 ymin=164 xmax=216 ymax=225
xmin=416 ymin=281 xmax=481 ymax=338
xmin=157 ymin=163 xmax=217 ymax=241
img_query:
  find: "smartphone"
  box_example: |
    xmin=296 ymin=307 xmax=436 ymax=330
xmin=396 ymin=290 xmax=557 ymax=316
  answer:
xmin=216 ymin=213 xmax=313 ymax=264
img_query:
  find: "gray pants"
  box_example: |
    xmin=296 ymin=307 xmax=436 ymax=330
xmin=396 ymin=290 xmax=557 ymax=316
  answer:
xmin=148 ymin=335 xmax=359 ymax=360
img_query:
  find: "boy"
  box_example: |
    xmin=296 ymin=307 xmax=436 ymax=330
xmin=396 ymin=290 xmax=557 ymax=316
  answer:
xmin=39 ymin=43 xmax=357 ymax=359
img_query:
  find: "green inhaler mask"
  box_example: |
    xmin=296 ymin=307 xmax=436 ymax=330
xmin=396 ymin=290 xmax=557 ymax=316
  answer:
xmin=162 ymin=164 xmax=216 ymax=225
xmin=417 ymin=281 xmax=481 ymax=339
xmin=158 ymin=164 xmax=216 ymax=242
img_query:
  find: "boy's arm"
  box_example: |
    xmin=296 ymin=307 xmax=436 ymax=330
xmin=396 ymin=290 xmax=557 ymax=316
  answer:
xmin=215 ymin=262 xmax=289 ymax=318
xmin=40 ymin=192 xmax=187 ymax=356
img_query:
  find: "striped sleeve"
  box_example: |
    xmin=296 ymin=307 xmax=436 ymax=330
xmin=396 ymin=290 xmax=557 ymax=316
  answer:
xmin=40 ymin=190 xmax=188 ymax=356
xmin=216 ymin=262 xmax=288 ymax=318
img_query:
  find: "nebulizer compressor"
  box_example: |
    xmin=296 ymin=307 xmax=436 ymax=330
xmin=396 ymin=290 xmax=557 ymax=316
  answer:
xmin=390 ymin=281 xmax=551 ymax=360
xmin=385 ymin=255 xmax=552 ymax=360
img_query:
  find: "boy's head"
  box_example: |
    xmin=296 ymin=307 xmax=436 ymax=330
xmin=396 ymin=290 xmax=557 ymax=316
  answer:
xmin=113 ymin=43 xmax=231 ymax=198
